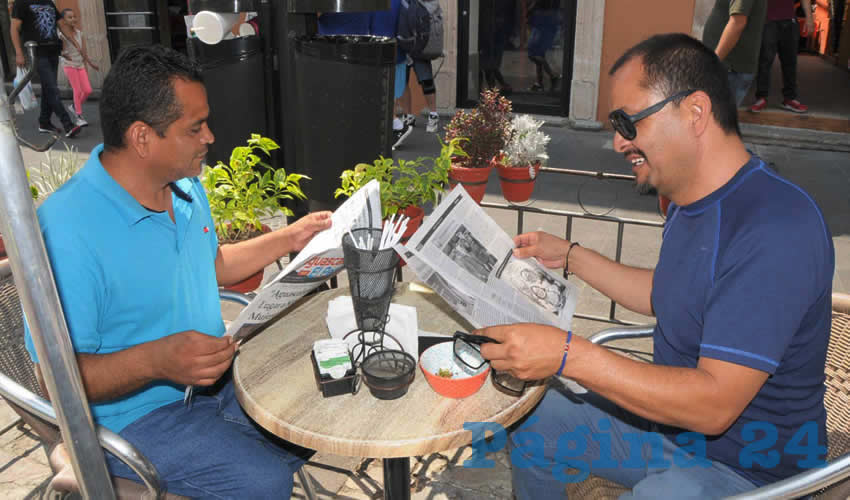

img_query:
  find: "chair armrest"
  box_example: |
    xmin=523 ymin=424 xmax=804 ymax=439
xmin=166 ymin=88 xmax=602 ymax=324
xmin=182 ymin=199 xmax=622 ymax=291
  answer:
xmin=218 ymin=289 xmax=253 ymax=306
xmin=0 ymin=372 xmax=165 ymax=500
xmin=588 ymin=325 xmax=655 ymax=345
xmin=724 ymin=452 xmax=850 ymax=500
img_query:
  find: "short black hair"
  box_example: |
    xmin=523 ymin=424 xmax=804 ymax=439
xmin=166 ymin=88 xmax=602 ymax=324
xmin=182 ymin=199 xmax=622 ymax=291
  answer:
xmin=100 ymin=45 xmax=203 ymax=151
xmin=609 ymin=33 xmax=739 ymax=136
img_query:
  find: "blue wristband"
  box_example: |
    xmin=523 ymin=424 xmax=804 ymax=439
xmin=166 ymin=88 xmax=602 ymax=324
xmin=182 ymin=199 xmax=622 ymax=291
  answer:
xmin=556 ymin=330 xmax=572 ymax=377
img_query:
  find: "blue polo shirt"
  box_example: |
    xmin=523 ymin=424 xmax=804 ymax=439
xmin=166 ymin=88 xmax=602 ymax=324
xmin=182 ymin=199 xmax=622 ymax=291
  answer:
xmin=25 ymin=144 xmax=224 ymax=433
xmin=652 ymin=155 xmax=833 ymax=486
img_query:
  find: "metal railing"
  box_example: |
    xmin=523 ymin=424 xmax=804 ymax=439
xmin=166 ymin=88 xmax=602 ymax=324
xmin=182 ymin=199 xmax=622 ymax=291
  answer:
xmin=482 ymin=165 xmax=665 ymax=326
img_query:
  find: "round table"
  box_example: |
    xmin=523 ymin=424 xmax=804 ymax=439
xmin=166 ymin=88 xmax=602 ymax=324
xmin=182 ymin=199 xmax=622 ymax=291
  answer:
xmin=233 ymin=282 xmax=547 ymax=499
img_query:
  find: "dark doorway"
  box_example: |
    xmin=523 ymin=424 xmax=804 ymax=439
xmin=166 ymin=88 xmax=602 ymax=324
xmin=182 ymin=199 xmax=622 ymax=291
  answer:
xmin=457 ymin=0 xmax=576 ymax=115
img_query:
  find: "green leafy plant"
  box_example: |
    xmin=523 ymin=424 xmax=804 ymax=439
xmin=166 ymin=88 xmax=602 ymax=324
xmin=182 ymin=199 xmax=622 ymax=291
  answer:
xmin=444 ymin=89 xmax=512 ymax=168
xmin=29 ymin=143 xmax=84 ymax=202
xmin=501 ymin=114 xmax=550 ymax=167
xmin=201 ymin=134 xmax=308 ymax=243
xmin=335 ymin=137 xmax=467 ymax=218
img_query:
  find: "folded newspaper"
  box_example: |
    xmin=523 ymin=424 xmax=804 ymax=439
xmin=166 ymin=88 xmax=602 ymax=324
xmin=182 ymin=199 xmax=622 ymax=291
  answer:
xmin=395 ymin=186 xmax=580 ymax=331
xmin=225 ymin=179 xmax=383 ymax=342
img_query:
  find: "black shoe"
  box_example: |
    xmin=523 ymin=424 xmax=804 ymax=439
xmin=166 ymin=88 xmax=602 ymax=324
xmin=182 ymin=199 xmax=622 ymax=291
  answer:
xmin=392 ymin=123 xmax=412 ymax=150
xmin=38 ymin=123 xmax=61 ymax=134
xmin=550 ymin=74 xmax=561 ymax=91
xmin=64 ymin=124 xmax=82 ymax=138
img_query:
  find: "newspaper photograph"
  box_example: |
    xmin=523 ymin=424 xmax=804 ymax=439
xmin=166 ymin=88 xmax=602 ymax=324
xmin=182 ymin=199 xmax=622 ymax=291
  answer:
xmin=226 ymin=180 xmax=382 ymax=341
xmin=396 ymin=185 xmax=579 ymax=331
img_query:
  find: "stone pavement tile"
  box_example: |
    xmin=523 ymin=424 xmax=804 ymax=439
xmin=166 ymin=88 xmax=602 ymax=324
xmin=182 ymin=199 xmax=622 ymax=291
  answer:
xmin=0 ymin=446 xmax=52 ymax=500
xmin=335 ymin=447 xmax=514 ymax=500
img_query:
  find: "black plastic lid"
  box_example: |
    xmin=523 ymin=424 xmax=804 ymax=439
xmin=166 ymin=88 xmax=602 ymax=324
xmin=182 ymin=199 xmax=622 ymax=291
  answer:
xmin=294 ymin=35 xmax=396 ymax=66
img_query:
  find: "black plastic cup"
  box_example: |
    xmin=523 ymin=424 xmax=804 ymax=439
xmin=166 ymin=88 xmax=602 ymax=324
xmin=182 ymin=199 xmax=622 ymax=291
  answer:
xmin=342 ymin=228 xmax=400 ymax=332
xmin=360 ymin=350 xmax=416 ymax=400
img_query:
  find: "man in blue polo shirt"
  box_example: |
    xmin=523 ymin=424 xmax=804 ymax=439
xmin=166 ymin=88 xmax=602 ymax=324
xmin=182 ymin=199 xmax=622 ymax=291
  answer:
xmin=24 ymin=45 xmax=332 ymax=498
xmin=477 ymin=34 xmax=833 ymax=498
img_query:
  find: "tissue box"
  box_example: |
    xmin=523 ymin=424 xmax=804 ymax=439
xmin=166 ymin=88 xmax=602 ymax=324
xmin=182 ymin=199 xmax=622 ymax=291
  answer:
xmin=310 ymin=351 xmax=359 ymax=397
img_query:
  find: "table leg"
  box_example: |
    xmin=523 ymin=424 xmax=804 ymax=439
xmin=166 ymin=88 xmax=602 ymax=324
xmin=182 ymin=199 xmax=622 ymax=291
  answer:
xmin=382 ymin=457 xmax=410 ymax=500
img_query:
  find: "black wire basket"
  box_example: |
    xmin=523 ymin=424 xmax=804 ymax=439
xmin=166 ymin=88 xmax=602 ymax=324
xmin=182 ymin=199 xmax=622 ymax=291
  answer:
xmin=342 ymin=228 xmax=400 ymax=333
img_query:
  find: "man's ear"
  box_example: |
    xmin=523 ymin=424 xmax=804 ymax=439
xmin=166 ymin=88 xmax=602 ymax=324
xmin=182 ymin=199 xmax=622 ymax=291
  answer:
xmin=687 ymin=91 xmax=712 ymax=137
xmin=126 ymin=121 xmax=151 ymax=159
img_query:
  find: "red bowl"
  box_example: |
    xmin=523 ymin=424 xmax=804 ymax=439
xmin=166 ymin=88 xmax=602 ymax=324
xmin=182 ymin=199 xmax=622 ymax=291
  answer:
xmin=419 ymin=342 xmax=490 ymax=399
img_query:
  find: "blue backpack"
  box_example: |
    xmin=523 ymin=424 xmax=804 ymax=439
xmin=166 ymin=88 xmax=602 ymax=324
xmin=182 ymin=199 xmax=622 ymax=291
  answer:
xmin=397 ymin=0 xmax=443 ymax=60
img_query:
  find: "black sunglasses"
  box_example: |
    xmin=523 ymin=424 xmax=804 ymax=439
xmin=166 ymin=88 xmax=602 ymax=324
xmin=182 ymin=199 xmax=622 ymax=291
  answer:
xmin=608 ymin=89 xmax=697 ymax=141
xmin=451 ymin=331 xmax=528 ymax=395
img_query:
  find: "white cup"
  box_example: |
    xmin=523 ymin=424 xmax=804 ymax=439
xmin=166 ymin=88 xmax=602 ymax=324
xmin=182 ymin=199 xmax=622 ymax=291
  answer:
xmin=238 ymin=22 xmax=256 ymax=37
xmin=192 ymin=11 xmax=240 ymax=45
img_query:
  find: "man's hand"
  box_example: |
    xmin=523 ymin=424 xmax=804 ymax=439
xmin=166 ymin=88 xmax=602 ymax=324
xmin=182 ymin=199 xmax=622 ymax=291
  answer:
xmin=154 ymin=331 xmax=236 ymax=386
xmin=281 ymin=211 xmax=332 ymax=252
xmin=477 ymin=323 xmax=567 ymax=380
xmin=513 ymin=231 xmax=571 ymax=269
xmin=804 ymin=16 xmax=814 ymax=37
xmin=15 ymin=52 xmax=25 ymax=67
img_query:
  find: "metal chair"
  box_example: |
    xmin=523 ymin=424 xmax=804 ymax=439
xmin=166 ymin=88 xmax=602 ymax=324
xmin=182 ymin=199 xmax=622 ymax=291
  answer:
xmin=565 ymin=293 xmax=850 ymax=499
xmin=0 ymin=259 xmax=318 ymax=499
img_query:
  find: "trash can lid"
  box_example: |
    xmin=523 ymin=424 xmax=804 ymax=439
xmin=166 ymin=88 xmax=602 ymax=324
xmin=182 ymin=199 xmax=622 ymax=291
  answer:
xmin=294 ymin=35 xmax=396 ymax=66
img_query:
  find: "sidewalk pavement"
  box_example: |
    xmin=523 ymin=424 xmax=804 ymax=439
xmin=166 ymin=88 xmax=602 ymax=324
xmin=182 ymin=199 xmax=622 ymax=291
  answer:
xmin=2 ymin=102 xmax=849 ymax=499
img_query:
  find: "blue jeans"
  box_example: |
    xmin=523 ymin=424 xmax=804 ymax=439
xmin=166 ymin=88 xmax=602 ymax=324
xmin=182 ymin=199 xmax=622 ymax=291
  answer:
xmin=509 ymin=386 xmax=757 ymax=499
xmin=35 ymin=49 xmax=74 ymax=130
xmin=105 ymin=378 xmax=308 ymax=499
xmin=727 ymin=71 xmax=755 ymax=107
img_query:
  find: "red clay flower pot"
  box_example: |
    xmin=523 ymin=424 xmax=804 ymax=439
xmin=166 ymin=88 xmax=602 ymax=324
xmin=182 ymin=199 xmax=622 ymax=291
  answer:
xmin=395 ymin=205 xmax=425 ymax=267
xmin=448 ymin=162 xmax=493 ymax=204
xmin=222 ymin=223 xmax=271 ymax=293
xmin=496 ymin=162 xmax=541 ymax=203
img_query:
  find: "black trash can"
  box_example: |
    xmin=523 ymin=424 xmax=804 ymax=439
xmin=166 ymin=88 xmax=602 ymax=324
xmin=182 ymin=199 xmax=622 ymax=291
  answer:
xmin=293 ymin=35 xmax=396 ymax=207
xmin=190 ymin=36 xmax=268 ymax=166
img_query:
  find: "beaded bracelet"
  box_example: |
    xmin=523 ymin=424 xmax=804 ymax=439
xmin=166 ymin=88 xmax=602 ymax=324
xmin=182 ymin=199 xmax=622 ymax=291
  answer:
xmin=563 ymin=242 xmax=581 ymax=279
xmin=556 ymin=330 xmax=572 ymax=377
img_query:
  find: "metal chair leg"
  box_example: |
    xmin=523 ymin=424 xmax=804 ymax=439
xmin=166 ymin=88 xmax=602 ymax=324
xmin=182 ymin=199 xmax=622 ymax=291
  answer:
xmin=296 ymin=468 xmax=318 ymax=500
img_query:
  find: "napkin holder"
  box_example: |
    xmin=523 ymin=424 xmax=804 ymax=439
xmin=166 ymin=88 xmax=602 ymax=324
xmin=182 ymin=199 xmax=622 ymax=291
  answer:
xmin=310 ymin=351 xmax=359 ymax=397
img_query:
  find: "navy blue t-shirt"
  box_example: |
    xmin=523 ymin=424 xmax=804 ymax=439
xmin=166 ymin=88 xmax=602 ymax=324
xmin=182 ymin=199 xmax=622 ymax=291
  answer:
xmin=652 ymin=156 xmax=833 ymax=486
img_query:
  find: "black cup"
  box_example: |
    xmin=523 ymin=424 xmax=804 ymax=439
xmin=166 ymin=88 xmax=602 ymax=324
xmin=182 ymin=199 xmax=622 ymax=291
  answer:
xmin=360 ymin=350 xmax=415 ymax=400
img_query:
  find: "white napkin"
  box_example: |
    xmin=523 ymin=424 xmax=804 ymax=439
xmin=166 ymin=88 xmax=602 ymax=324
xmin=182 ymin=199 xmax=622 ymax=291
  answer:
xmin=326 ymin=296 xmax=419 ymax=357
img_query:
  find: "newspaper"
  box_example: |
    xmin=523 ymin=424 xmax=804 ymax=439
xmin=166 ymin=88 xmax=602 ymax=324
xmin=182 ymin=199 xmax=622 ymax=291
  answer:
xmin=395 ymin=186 xmax=579 ymax=331
xmin=225 ymin=180 xmax=383 ymax=341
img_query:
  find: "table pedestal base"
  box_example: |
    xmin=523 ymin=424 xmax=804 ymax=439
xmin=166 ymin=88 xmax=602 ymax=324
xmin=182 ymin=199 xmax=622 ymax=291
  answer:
xmin=382 ymin=457 xmax=410 ymax=500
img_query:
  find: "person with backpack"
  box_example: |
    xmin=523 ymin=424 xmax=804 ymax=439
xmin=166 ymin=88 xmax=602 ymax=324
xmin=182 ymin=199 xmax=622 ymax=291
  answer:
xmin=396 ymin=0 xmax=443 ymax=133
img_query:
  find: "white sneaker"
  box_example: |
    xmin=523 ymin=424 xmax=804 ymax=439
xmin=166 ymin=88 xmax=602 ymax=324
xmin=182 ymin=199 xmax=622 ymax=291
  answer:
xmin=426 ymin=112 xmax=439 ymax=133
xmin=392 ymin=123 xmax=412 ymax=150
xmin=403 ymin=113 xmax=416 ymax=128
xmin=67 ymin=104 xmax=86 ymax=126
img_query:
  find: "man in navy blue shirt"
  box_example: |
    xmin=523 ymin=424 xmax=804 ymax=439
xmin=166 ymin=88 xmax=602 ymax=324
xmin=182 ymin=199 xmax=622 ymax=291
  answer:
xmin=478 ymin=33 xmax=833 ymax=499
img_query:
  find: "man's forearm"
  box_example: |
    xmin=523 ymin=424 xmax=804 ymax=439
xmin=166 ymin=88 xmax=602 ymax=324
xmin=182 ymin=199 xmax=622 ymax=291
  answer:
xmin=714 ymin=15 xmax=748 ymax=61
xmin=74 ymin=344 xmax=160 ymax=402
xmin=10 ymin=22 xmax=23 ymax=58
xmin=216 ymin=228 xmax=296 ymax=286
xmin=569 ymin=245 xmax=654 ymax=316
xmin=565 ymin=337 xmax=760 ymax=435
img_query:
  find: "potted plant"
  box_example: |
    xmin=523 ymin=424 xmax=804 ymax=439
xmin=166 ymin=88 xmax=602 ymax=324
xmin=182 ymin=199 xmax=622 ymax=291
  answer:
xmin=335 ymin=137 xmax=467 ymax=242
xmin=496 ymin=114 xmax=550 ymax=203
xmin=201 ymin=134 xmax=309 ymax=292
xmin=1 ymin=145 xmax=85 ymax=260
xmin=443 ymin=88 xmax=512 ymax=203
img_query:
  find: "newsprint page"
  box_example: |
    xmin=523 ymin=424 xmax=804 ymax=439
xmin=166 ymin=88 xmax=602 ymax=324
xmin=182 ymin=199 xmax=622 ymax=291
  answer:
xmin=225 ymin=180 xmax=383 ymax=341
xmin=396 ymin=186 xmax=580 ymax=331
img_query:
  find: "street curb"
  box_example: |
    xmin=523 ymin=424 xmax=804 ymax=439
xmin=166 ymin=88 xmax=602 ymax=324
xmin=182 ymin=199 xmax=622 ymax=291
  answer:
xmin=740 ymin=122 xmax=850 ymax=152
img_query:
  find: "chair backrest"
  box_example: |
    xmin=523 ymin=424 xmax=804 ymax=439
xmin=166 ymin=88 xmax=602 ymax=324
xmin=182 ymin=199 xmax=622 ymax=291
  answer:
xmin=0 ymin=262 xmax=43 ymax=398
xmin=824 ymin=293 xmax=850 ymax=456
